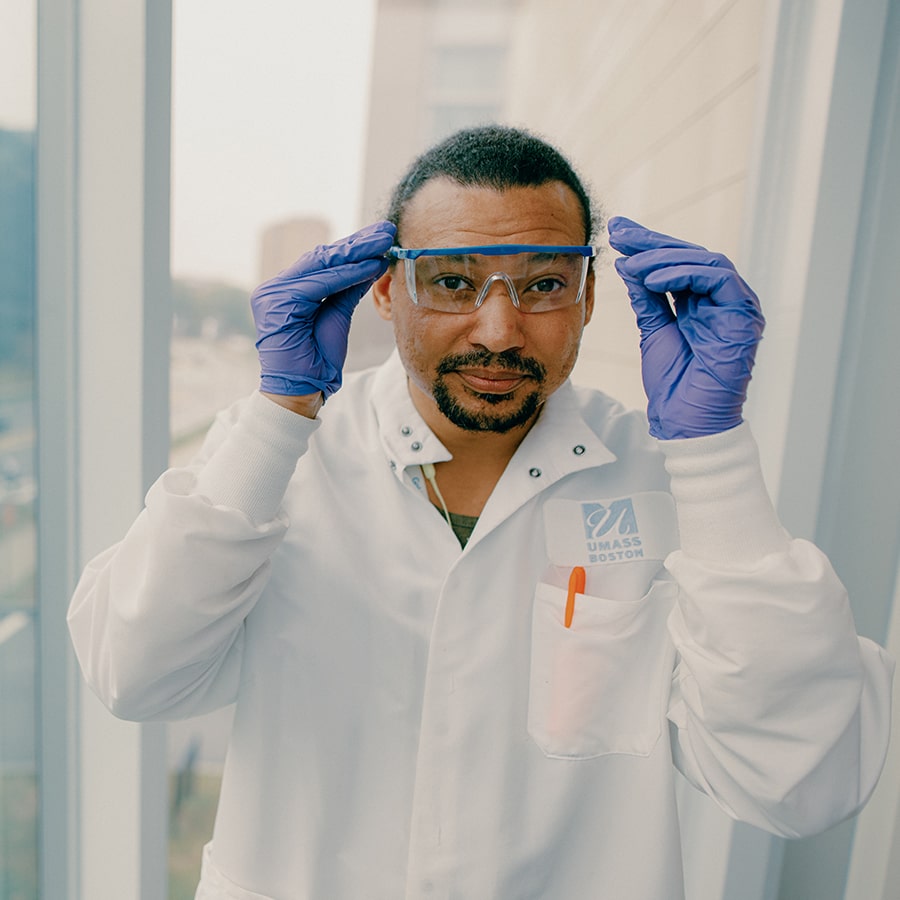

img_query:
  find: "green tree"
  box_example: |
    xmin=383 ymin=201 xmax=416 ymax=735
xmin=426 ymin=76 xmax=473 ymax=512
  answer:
xmin=172 ymin=278 xmax=254 ymax=338
xmin=0 ymin=129 xmax=36 ymax=377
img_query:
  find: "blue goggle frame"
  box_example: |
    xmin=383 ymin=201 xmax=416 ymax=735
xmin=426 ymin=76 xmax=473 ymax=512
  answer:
xmin=386 ymin=244 xmax=595 ymax=260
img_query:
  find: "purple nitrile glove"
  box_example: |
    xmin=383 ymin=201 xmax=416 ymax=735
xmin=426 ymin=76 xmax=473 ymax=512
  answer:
xmin=251 ymin=220 xmax=396 ymax=398
xmin=608 ymin=216 xmax=764 ymax=440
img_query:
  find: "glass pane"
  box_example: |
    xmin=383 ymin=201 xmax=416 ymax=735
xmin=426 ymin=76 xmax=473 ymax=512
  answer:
xmin=0 ymin=0 xmax=38 ymax=895
xmin=167 ymin=3 xmax=388 ymax=891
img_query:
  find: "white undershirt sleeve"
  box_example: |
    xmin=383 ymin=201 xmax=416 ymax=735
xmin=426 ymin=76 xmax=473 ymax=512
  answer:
xmin=658 ymin=422 xmax=788 ymax=565
xmin=195 ymin=391 xmax=321 ymax=524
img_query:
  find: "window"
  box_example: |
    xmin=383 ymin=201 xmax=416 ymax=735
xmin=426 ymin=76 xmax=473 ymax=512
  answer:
xmin=0 ymin=1 xmax=38 ymax=894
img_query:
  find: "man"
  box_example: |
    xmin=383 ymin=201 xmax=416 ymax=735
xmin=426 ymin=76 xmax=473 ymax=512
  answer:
xmin=69 ymin=126 xmax=893 ymax=900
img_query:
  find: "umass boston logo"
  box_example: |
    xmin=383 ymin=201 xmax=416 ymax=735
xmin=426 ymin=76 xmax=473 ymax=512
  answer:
xmin=581 ymin=498 xmax=644 ymax=563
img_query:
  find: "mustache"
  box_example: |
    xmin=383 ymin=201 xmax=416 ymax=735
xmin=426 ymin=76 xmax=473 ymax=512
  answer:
xmin=435 ymin=350 xmax=546 ymax=381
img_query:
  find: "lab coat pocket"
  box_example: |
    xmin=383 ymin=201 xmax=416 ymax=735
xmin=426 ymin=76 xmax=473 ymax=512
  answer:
xmin=527 ymin=579 xmax=673 ymax=759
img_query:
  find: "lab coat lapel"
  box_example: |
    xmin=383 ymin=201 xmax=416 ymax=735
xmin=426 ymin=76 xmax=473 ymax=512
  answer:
xmin=466 ymin=381 xmax=617 ymax=548
xmin=369 ymin=354 xmax=618 ymax=548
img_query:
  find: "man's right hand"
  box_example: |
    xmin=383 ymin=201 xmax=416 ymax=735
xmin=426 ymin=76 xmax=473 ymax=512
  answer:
xmin=252 ymin=221 xmax=396 ymax=409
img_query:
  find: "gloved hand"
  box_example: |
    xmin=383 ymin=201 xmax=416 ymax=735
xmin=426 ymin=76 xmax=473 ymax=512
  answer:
xmin=251 ymin=221 xmax=396 ymax=398
xmin=608 ymin=216 xmax=765 ymax=440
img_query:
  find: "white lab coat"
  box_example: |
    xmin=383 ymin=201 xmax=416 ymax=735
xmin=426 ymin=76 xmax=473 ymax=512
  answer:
xmin=68 ymin=352 xmax=893 ymax=900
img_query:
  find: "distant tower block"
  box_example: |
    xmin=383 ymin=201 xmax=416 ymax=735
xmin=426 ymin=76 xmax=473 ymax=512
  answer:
xmin=258 ymin=217 xmax=331 ymax=281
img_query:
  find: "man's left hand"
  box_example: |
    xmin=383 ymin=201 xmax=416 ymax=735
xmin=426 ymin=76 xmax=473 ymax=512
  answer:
xmin=608 ymin=216 xmax=765 ymax=440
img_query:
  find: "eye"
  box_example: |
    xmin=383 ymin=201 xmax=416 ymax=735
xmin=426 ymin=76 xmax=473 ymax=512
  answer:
xmin=434 ymin=274 xmax=475 ymax=292
xmin=527 ymin=276 xmax=567 ymax=294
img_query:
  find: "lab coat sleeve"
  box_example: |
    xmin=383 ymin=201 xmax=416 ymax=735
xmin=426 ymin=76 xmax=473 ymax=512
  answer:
xmin=67 ymin=391 xmax=320 ymax=721
xmin=661 ymin=422 xmax=894 ymax=838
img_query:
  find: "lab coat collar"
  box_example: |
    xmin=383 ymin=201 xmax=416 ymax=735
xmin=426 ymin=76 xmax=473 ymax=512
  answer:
xmin=372 ymin=352 xmax=453 ymax=476
xmin=370 ymin=352 xmax=618 ymax=523
xmin=472 ymin=371 xmax=617 ymax=542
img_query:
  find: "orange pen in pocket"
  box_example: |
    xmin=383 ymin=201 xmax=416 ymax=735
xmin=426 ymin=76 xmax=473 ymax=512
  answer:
xmin=565 ymin=566 xmax=585 ymax=628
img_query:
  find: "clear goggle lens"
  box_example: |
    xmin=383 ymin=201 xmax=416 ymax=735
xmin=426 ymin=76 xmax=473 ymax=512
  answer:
xmin=388 ymin=245 xmax=593 ymax=314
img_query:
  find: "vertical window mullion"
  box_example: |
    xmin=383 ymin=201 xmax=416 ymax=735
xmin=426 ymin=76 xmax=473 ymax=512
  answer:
xmin=36 ymin=0 xmax=78 ymax=896
xmin=36 ymin=1 xmax=172 ymax=897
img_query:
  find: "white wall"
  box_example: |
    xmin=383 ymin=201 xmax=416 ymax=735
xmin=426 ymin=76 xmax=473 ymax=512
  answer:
xmin=505 ymin=0 xmax=769 ymax=414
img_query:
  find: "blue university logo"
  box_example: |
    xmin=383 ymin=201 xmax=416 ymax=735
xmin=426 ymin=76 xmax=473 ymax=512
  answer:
xmin=580 ymin=498 xmax=643 ymax=563
xmin=581 ymin=498 xmax=638 ymax=540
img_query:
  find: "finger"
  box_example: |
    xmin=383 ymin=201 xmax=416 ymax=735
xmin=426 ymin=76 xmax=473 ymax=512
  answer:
xmin=313 ymin=292 xmax=360 ymax=353
xmin=608 ymin=216 xmax=706 ymax=257
xmin=255 ymin=256 xmax=389 ymax=307
xmin=614 ymin=259 xmax=676 ymax=336
xmin=320 ymin=271 xmax=382 ymax=322
xmin=251 ymin=257 xmax=389 ymax=334
xmin=615 ymin=247 xmax=736 ymax=281
xmin=279 ymin=221 xmax=397 ymax=278
xmin=643 ymin=264 xmax=759 ymax=310
xmin=330 ymin=220 xmax=397 ymax=265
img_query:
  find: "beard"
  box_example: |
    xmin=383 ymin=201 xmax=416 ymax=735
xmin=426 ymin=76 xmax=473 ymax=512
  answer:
xmin=432 ymin=350 xmax=547 ymax=433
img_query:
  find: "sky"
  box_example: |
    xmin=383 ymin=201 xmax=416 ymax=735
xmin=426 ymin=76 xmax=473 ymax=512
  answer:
xmin=172 ymin=0 xmax=379 ymax=288
xmin=0 ymin=1 xmax=377 ymax=290
xmin=0 ymin=1 xmax=36 ymax=130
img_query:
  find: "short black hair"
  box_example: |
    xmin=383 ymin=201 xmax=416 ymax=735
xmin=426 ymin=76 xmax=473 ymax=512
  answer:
xmin=385 ymin=124 xmax=600 ymax=245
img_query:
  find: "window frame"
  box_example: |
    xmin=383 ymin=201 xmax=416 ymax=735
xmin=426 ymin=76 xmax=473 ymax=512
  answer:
xmin=36 ymin=1 xmax=172 ymax=897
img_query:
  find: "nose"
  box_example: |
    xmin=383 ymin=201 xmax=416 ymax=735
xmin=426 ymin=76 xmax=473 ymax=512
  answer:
xmin=466 ymin=278 xmax=526 ymax=352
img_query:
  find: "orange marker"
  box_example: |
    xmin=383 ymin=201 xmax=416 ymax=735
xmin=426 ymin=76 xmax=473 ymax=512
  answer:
xmin=565 ymin=566 xmax=585 ymax=628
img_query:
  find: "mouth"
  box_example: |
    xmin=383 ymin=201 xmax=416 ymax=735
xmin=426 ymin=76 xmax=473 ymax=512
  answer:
xmin=454 ymin=369 xmax=531 ymax=395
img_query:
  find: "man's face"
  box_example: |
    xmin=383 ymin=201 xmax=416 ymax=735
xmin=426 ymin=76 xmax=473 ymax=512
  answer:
xmin=372 ymin=178 xmax=594 ymax=436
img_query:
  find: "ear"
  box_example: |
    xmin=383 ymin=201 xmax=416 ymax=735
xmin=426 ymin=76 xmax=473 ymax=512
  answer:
xmin=372 ymin=269 xmax=394 ymax=321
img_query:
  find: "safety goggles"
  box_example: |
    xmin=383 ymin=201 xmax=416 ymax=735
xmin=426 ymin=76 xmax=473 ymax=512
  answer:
xmin=386 ymin=244 xmax=594 ymax=314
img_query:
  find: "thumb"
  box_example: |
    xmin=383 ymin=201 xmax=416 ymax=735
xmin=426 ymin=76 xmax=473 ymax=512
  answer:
xmin=322 ymin=282 xmax=369 ymax=326
xmin=615 ymin=259 xmax=675 ymax=337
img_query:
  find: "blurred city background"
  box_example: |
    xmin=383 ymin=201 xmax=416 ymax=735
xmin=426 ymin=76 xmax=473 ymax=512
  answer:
xmin=2 ymin=1 xmax=898 ymax=898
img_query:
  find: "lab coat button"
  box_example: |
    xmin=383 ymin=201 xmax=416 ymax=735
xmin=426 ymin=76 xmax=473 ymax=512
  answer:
xmin=529 ymin=467 xmax=542 ymax=478
xmin=573 ymin=444 xmax=586 ymax=455
xmin=411 ymin=441 xmax=423 ymax=451
xmin=401 ymin=425 xmax=412 ymax=436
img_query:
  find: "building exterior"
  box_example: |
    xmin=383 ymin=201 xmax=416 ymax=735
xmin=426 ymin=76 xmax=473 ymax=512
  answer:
xmin=359 ymin=0 xmax=519 ymax=224
xmin=257 ymin=216 xmax=332 ymax=282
